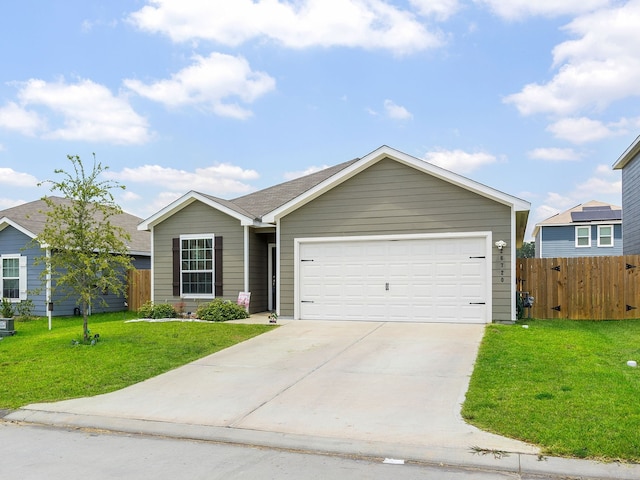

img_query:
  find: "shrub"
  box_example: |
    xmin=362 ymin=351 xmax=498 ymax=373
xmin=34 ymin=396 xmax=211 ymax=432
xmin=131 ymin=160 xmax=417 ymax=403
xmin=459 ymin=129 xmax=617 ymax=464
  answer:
xmin=196 ymin=299 xmax=249 ymax=322
xmin=138 ymin=301 xmax=177 ymax=319
xmin=15 ymin=299 xmax=35 ymax=321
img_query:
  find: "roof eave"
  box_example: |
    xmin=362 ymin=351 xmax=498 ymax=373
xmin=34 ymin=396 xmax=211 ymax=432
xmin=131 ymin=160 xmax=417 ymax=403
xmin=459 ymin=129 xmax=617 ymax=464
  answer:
xmin=613 ymin=135 xmax=640 ymax=170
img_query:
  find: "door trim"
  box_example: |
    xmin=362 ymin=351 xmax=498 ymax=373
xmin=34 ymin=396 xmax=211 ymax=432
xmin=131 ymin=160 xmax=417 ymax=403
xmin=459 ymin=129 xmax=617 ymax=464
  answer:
xmin=268 ymin=243 xmax=276 ymax=312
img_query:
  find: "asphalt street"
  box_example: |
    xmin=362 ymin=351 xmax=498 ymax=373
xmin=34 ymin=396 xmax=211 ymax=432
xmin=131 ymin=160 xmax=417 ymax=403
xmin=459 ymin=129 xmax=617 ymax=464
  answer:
xmin=0 ymin=423 xmax=569 ymax=480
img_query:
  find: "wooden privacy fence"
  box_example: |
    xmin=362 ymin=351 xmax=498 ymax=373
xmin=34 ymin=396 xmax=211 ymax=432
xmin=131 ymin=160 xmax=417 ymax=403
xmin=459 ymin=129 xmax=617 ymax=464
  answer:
xmin=516 ymin=255 xmax=640 ymax=320
xmin=127 ymin=269 xmax=151 ymax=312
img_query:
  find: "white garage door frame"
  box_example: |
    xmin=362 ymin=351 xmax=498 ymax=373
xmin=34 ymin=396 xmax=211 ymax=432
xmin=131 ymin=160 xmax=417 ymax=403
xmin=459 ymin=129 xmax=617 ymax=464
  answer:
xmin=293 ymin=232 xmax=493 ymax=323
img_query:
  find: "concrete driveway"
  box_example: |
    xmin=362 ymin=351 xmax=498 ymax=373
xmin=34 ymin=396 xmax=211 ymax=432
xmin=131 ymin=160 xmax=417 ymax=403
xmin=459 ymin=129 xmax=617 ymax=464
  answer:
xmin=7 ymin=320 xmax=538 ymax=464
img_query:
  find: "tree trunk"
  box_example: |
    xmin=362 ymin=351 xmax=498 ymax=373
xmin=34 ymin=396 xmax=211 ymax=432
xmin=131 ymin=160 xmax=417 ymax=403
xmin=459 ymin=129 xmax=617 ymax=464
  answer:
xmin=82 ymin=300 xmax=89 ymax=343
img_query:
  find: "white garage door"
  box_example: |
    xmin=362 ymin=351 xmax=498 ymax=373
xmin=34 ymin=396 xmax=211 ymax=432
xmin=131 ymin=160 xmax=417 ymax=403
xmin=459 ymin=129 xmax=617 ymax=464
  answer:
xmin=298 ymin=236 xmax=489 ymax=323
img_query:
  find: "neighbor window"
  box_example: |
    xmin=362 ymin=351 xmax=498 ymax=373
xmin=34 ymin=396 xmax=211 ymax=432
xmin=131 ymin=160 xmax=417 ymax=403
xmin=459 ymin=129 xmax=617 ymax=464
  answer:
xmin=180 ymin=234 xmax=214 ymax=297
xmin=1 ymin=255 xmax=26 ymax=300
xmin=598 ymin=225 xmax=613 ymax=247
xmin=575 ymin=226 xmax=591 ymax=247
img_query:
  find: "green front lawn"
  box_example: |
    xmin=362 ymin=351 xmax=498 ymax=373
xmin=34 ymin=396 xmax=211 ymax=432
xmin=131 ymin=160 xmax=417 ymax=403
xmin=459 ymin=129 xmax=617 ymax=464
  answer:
xmin=0 ymin=312 xmax=274 ymax=410
xmin=463 ymin=319 xmax=640 ymax=462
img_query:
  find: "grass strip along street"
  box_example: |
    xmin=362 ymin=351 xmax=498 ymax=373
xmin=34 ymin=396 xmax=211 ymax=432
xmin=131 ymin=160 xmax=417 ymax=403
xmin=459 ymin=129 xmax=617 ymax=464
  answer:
xmin=0 ymin=312 xmax=274 ymax=410
xmin=463 ymin=319 xmax=640 ymax=462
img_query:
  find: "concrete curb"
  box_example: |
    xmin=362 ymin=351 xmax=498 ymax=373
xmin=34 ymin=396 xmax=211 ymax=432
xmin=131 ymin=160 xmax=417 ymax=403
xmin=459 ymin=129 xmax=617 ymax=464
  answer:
xmin=5 ymin=408 xmax=640 ymax=480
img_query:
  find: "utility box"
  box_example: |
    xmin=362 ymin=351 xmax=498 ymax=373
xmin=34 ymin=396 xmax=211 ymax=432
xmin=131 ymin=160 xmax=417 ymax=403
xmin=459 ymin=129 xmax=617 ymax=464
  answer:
xmin=0 ymin=318 xmax=16 ymax=337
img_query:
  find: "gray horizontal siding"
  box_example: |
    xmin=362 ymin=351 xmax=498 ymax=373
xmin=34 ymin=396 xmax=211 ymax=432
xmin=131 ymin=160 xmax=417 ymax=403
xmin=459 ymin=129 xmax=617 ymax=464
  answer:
xmin=152 ymin=200 xmax=244 ymax=313
xmin=280 ymin=158 xmax=513 ymax=322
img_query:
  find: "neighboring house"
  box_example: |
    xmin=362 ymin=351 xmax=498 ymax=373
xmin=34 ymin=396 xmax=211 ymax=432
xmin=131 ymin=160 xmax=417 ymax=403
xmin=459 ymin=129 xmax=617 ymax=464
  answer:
xmin=0 ymin=196 xmax=151 ymax=316
xmin=139 ymin=146 xmax=530 ymax=323
xmin=532 ymin=201 xmax=622 ymax=258
xmin=613 ymin=135 xmax=640 ymax=254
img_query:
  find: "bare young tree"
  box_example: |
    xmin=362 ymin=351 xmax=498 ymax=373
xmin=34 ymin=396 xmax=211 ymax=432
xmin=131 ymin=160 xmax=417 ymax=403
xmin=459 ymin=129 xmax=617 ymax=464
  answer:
xmin=36 ymin=155 xmax=132 ymax=343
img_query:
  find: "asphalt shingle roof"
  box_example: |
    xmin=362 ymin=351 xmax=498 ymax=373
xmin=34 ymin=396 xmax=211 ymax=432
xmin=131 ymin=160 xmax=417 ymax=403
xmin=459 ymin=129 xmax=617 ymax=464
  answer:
xmin=0 ymin=196 xmax=151 ymax=254
xmin=230 ymin=158 xmax=359 ymax=219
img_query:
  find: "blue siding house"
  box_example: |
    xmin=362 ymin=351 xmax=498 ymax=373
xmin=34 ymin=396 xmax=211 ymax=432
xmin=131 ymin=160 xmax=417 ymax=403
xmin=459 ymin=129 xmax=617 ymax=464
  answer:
xmin=533 ymin=201 xmax=622 ymax=258
xmin=613 ymin=135 xmax=640 ymax=254
xmin=0 ymin=197 xmax=150 ymax=317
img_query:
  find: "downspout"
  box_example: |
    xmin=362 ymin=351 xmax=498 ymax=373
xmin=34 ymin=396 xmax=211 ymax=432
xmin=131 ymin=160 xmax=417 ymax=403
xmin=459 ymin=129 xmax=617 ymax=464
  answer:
xmin=276 ymin=218 xmax=281 ymax=316
xmin=46 ymin=248 xmax=52 ymax=331
xmin=150 ymin=226 xmax=155 ymax=303
xmin=243 ymin=225 xmax=250 ymax=293
xmin=511 ymin=208 xmax=517 ymax=322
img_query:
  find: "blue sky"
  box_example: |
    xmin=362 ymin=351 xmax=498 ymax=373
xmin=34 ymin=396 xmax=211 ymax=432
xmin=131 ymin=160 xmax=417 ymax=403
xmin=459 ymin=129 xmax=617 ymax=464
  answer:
xmin=1 ymin=0 xmax=638 ymax=240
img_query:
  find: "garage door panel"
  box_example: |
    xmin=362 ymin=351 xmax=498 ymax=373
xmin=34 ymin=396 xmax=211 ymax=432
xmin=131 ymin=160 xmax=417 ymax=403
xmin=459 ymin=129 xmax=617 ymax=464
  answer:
xmin=299 ymin=237 xmax=488 ymax=323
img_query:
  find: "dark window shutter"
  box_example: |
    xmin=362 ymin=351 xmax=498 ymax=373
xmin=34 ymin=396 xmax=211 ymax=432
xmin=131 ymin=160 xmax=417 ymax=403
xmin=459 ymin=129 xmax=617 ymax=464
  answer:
xmin=172 ymin=238 xmax=180 ymax=296
xmin=215 ymin=237 xmax=223 ymax=297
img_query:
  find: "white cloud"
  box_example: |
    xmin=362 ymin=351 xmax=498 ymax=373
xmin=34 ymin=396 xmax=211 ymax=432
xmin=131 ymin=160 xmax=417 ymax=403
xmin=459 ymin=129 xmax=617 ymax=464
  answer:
xmin=423 ymin=148 xmax=497 ymax=173
xmin=0 ymin=79 xmax=152 ymax=144
xmin=384 ymin=99 xmax=413 ymax=120
xmin=106 ymin=163 xmax=259 ymax=195
xmin=476 ymin=0 xmax=611 ymax=21
xmin=527 ymin=147 xmax=582 ymax=161
xmin=410 ymin=0 xmax=460 ymax=20
xmin=128 ymin=0 xmax=442 ymax=55
xmin=0 ymin=101 xmax=47 ymax=136
xmin=0 ymin=197 xmax=28 ymax=210
xmin=284 ymin=165 xmax=331 ymax=180
xmin=124 ymin=53 xmax=275 ymax=119
xmin=0 ymin=168 xmax=39 ymax=187
xmin=547 ymin=117 xmax=613 ymax=143
xmin=504 ymin=2 xmax=640 ymax=116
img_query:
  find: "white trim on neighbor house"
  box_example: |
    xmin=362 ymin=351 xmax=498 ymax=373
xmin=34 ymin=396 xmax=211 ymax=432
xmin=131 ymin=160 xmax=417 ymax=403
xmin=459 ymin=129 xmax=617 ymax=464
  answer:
xmin=0 ymin=217 xmax=37 ymax=239
xmin=293 ymin=231 xmax=493 ymax=322
xmin=263 ymin=146 xmax=530 ymax=223
xmin=597 ymin=224 xmax=614 ymax=247
xmin=0 ymin=253 xmax=27 ymax=301
xmin=575 ymin=225 xmax=591 ymax=248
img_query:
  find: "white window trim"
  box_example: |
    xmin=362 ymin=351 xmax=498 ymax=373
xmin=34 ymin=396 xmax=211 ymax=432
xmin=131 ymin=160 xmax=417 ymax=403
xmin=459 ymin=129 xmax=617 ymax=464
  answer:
xmin=597 ymin=225 xmax=614 ymax=247
xmin=1 ymin=254 xmax=27 ymax=301
xmin=575 ymin=226 xmax=591 ymax=248
xmin=179 ymin=233 xmax=215 ymax=299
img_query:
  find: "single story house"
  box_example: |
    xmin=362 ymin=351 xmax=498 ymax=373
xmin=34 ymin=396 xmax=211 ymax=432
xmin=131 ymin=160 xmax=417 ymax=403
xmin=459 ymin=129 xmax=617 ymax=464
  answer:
xmin=139 ymin=146 xmax=530 ymax=323
xmin=532 ymin=200 xmax=622 ymax=258
xmin=0 ymin=196 xmax=150 ymax=316
xmin=613 ymin=135 xmax=640 ymax=254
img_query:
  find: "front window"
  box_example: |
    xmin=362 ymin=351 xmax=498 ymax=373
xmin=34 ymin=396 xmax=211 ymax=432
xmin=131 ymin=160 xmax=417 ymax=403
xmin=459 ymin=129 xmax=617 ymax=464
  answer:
xmin=1 ymin=255 xmax=23 ymax=300
xmin=598 ymin=225 xmax=613 ymax=247
xmin=575 ymin=226 xmax=591 ymax=247
xmin=181 ymin=235 xmax=214 ymax=297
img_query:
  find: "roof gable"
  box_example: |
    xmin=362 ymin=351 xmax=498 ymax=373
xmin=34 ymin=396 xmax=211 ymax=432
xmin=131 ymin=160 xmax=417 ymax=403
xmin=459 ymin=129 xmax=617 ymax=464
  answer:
xmin=261 ymin=145 xmax=530 ymax=223
xmin=138 ymin=191 xmax=257 ymax=230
